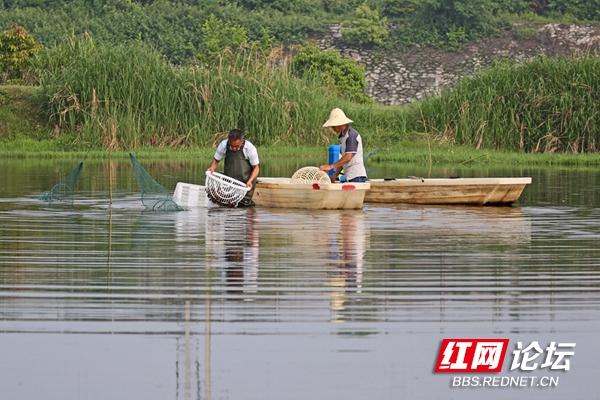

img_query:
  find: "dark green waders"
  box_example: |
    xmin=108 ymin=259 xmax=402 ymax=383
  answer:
xmin=224 ymin=142 xmax=256 ymax=207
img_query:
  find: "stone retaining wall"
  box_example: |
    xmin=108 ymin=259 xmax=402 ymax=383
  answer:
xmin=318 ymin=24 xmax=600 ymax=105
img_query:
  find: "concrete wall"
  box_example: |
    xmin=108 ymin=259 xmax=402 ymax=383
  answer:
xmin=319 ymin=24 xmax=600 ymax=105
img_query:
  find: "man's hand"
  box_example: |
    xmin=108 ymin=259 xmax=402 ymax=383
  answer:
xmin=319 ymin=164 xmax=334 ymax=172
xmin=246 ymin=181 xmax=253 ymax=189
xmin=207 ymin=158 xmax=219 ymax=173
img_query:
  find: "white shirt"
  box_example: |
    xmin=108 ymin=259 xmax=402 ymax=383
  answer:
xmin=340 ymin=127 xmax=367 ymax=180
xmin=214 ymin=139 xmax=260 ymax=166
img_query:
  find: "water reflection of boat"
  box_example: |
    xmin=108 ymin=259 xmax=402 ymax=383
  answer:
xmin=366 ymin=177 xmax=531 ymax=205
xmin=205 ymin=208 xmax=259 ymax=297
xmin=174 ymin=206 xmax=260 ymax=296
xmin=328 ymin=212 xmax=369 ymax=322
xmin=175 ymin=301 xmax=202 ymax=400
xmin=371 ymin=204 xmax=532 ymax=246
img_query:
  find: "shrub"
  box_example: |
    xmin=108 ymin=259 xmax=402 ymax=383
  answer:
xmin=498 ymin=0 xmax=530 ymax=14
xmin=199 ymin=15 xmax=249 ymax=63
xmin=446 ymin=27 xmax=468 ymax=50
xmin=292 ymin=45 xmax=370 ymax=103
xmin=0 ymin=24 xmax=42 ymax=83
xmin=380 ymin=0 xmax=420 ymax=17
xmin=342 ymin=3 xmax=390 ymax=46
xmin=549 ymin=0 xmax=600 ymax=20
xmin=392 ymin=0 xmax=507 ymax=49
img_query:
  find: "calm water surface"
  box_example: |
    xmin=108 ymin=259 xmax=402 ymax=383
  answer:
xmin=1 ymin=158 xmax=599 ymax=400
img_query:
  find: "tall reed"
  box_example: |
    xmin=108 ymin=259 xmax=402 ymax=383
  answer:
xmin=37 ymin=37 xmax=600 ymax=154
xmin=37 ymin=37 xmax=348 ymax=149
xmin=415 ymin=56 xmax=600 ymax=152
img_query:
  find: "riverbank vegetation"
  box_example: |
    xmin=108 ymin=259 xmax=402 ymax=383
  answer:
xmin=19 ymin=36 xmax=599 ymax=154
xmin=1 ymin=0 xmax=599 ymax=60
xmin=0 ymin=1 xmax=599 ymax=164
xmin=416 ymin=56 xmax=600 ymax=153
xmin=4 ymin=135 xmax=600 ymax=168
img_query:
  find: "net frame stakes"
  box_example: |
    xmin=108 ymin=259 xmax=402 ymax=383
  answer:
xmin=205 ymin=171 xmax=249 ymax=207
xmin=291 ymin=167 xmax=331 ymax=184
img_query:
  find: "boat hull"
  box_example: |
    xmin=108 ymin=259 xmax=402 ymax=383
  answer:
xmin=255 ymin=178 xmax=370 ymax=209
xmin=365 ymin=177 xmax=532 ymax=205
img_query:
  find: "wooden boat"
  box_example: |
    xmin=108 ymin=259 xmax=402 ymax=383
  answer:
xmin=365 ymin=177 xmax=531 ymax=205
xmin=254 ymin=178 xmax=370 ymax=209
xmin=173 ymin=180 xmax=370 ymax=210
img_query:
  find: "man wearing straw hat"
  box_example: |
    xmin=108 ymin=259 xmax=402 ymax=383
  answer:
xmin=320 ymin=108 xmax=368 ymax=183
xmin=207 ymin=128 xmax=260 ymax=206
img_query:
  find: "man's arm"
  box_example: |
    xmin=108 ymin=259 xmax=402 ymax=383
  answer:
xmin=320 ymin=152 xmax=354 ymax=172
xmin=208 ymin=140 xmax=227 ymax=172
xmin=330 ymin=166 xmax=343 ymax=182
xmin=207 ymin=158 xmax=219 ymax=173
xmin=246 ymin=164 xmax=260 ymax=188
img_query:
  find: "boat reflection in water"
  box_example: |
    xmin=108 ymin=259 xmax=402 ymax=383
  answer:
xmin=174 ymin=207 xmax=260 ymax=298
xmin=368 ymin=204 xmax=532 ymax=247
xmin=174 ymin=209 xmax=209 ymax=400
xmin=205 ymin=208 xmax=259 ymax=298
xmin=170 ymin=202 xmax=534 ymax=398
xmin=328 ymin=212 xmax=369 ymax=323
xmin=174 ymin=206 xmax=261 ymax=400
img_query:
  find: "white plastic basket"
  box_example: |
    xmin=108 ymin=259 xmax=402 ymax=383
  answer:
xmin=291 ymin=166 xmax=331 ymax=184
xmin=173 ymin=182 xmax=214 ymax=208
xmin=205 ymin=171 xmax=249 ymax=207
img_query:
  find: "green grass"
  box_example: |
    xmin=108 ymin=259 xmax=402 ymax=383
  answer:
xmin=3 ymin=137 xmax=600 ymax=167
xmin=0 ymin=85 xmax=46 ymax=138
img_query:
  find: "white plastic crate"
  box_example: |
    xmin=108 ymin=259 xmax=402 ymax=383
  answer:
xmin=173 ymin=182 xmax=212 ymax=208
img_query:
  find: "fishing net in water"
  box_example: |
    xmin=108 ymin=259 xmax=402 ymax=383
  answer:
xmin=291 ymin=166 xmax=331 ymax=184
xmin=129 ymin=153 xmax=183 ymax=211
xmin=205 ymin=171 xmax=249 ymax=207
xmin=39 ymin=161 xmax=84 ymax=203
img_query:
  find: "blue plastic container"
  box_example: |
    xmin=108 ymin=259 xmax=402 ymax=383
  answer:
xmin=328 ymin=144 xmax=341 ymax=167
xmin=327 ymin=144 xmax=345 ymax=182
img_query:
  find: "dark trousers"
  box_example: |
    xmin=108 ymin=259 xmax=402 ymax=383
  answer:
xmin=349 ymin=176 xmax=367 ymax=183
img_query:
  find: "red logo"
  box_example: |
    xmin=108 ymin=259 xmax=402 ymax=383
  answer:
xmin=434 ymin=338 xmax=509 ymax=373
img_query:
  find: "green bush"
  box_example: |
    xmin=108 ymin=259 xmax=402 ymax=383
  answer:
xmin=0 ymin=24 xmax=41 ymax=83
xmin=199 ymin=15 xmax=249 ymax=63
xmin=380 ymin=0 xmax=419 ymax=17
xmin=292 ymin=45 xmax=370 ymax=103
xmin=0 ymin=0 xmax=327 ymax=64
xmin=511 ymin=24 xmax=538 ymax=40
xmin=342 ymin=3 xmax=390 ymax=46
xmin=391 ymin=0 xmax=507 ymax=48
xmin=446 ymin=27 xmax=468 ymax=50
xmin=233 ymin=0 xmax=322 ymax=13
xmin=322 ymin=0 xmax=363 ymax=14
xmin=497 ymin=0 xmax=530 ymax=14
xmin=550 ymin=0 xmax=600 ymax=20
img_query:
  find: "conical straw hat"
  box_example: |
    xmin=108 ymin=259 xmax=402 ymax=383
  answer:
xmin=322 ymin=108 xmax=353 ymax=127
